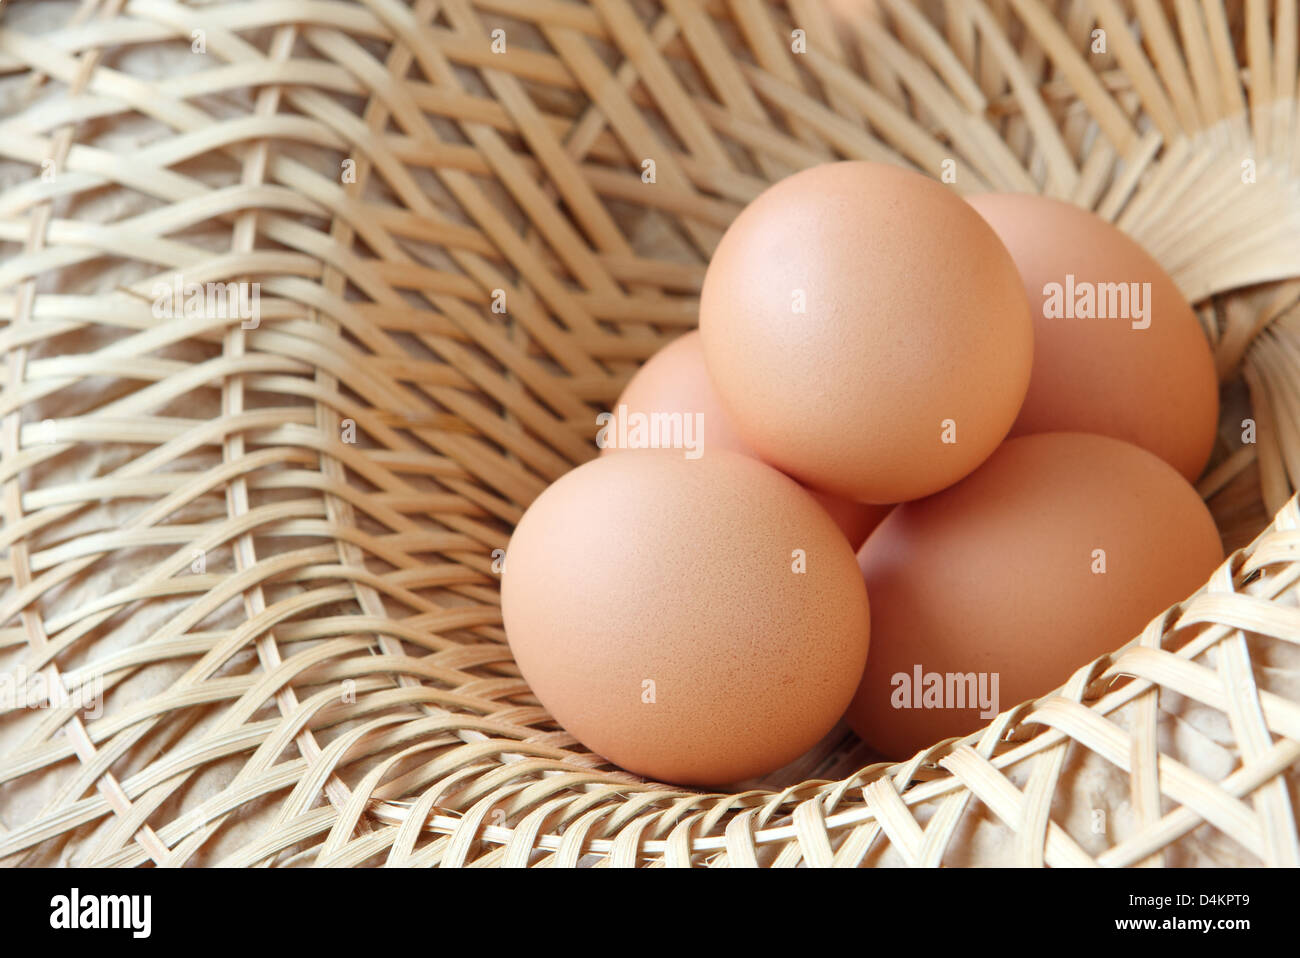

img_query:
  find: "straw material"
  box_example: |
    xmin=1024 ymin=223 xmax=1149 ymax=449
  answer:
xmin=1 ymin=0 xmax=1299 ymax=867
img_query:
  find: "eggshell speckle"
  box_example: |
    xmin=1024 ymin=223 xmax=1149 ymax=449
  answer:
xmin=966 ymin=193 xmax=1219 ymax=481
xmin=846 ymin=432 xmax=1224 ymax=759
xmin=700 ymin=161 xmax=1034 ymax=504
xmin=604 ymin=331 xmax=890 ymax=548
xmin=502 ymin=451 xmax=871 ymax=786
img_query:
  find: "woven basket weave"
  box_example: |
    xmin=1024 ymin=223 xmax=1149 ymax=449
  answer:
xmin=1 ymin=0 xmax=1299 ymax=867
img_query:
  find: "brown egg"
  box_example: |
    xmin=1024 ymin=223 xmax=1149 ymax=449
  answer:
xmin=966 ymin=193 xmax=1219 ymax=481
xmin=846 ymin=432 xmax=1223 ymax=759
xmin=602 ymin=331 xmax=889 ymax=548
xmin=699 ymin=161 xmax=1033 ymax=504
xmin=502 ymin=450 xmax=870 ymax=786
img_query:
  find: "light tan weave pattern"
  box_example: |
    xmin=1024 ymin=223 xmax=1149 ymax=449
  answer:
xmin=1 ymin=0 xmax=1299 ymax=867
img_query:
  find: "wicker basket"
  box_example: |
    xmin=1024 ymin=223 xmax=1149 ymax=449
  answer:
xmin=1 ymin=0 xmax=1298 ymax=867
